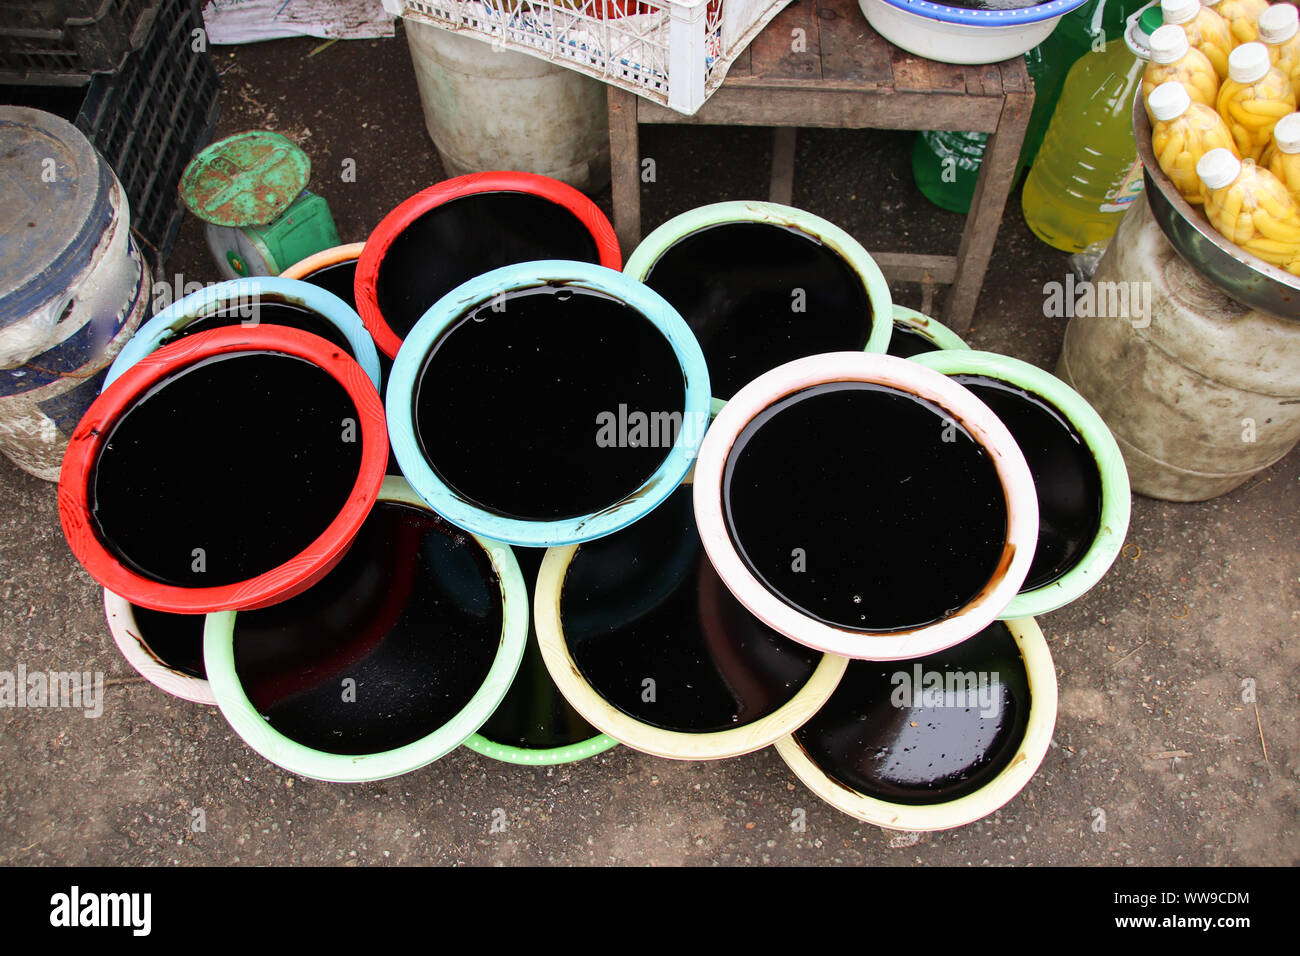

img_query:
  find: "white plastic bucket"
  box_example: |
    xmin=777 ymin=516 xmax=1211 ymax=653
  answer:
xmin=403 ymin=19 xmax=611 ymax=193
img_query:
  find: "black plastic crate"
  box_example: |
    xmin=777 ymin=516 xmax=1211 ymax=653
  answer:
xmin=0 ymin=0 xmax=162 ymax=85
xmin=0 ymin=0 xmax=219 ymax=266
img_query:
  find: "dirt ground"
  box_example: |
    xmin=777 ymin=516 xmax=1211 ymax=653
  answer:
xmin=1 ymin=26 xmax=1296 ymax=866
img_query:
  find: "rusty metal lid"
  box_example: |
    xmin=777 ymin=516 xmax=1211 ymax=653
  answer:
xmin=179 ymin=130 xmax=310 ymax=227
xmin=0 ymin=106 xmax=114 ymax=316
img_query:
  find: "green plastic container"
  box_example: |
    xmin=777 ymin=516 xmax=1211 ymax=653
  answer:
xmin=463 ymin=548 xmax=618 ymax=766
xmin=886 ymin=304 xmax=972 ymax=357
xmin=911 ymin=350 xmax=1131 ymax=618
xmin=912 ymin=0 xmax=1149 ymax=214
xmin=203 ymin=477 xmax=530 ymax=783
xmin=624 ymin=200 xmax=893 ymax=417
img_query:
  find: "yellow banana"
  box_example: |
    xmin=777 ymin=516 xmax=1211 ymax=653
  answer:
xmin=1217 ymin=185 xmax=1244 ymax=231
xmin=1159 ymin=134 xmax=1188 ymax=171
xmin=1257 ymin=184 xmax=1299 ymax=219
xmin=1252 ymin=208 xmax=1300 ymax=242
xmin=1239 ymin=99 xmax=1296 ymax=119
xmin=1241 ymin=235 xmax=1300 ymax=258
xmin=1227 ymin=103 xmax=1280 ymax=131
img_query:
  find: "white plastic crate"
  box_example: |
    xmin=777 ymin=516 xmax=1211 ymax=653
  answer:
xmin=383 ymin=0 xmax=792 ymax=115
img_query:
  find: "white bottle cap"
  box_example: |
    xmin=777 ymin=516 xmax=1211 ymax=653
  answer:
xmin=1149 ymin=79 xmax=1193 ymax=121
xmin=1228 ymin=42 xmax=1272 ymax=84
xmin=1259 ymin=4 xmax=1299 ymax=46
xmin=1274 ymin=113 xmax=1300 ymax=154
xmin=1197 ymin=148 xmax=1242 ymax=189
xmin=1161 ymin=0 xmax=1201 ymax=26
xmin=1149 ymin=24 xmax=1192 ymax=64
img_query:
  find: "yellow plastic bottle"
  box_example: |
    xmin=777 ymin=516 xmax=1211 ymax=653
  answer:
xmin=1197 ymin=146 xmax=1300 ymax=272
xmin=1218 ymin=41 xmax=1297 ymax=160
xmin=1258 ymin=2 xmax=1300 ymax=101
xmin=1202 ymin=0 xmax=1269 ymax=46
xmin=1022 ymin=8 xmax=1155 ymax=252
xmin=1143 ymin=23 xmax=1221 ymax=114
xmin=1150 ymin=79 xmax=1240 ymax=202
xmin=1163 ymin=0 xmax=1234 ymax=80
xmin=1262 ymin=111 xmax=1300 ymax=200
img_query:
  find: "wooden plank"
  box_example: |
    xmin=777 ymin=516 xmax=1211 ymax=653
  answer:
xmin=943 ymin=87 xmax=1034 ymax=331
xmin=999 ymin=56 xmax=1031 ymax=94
xmin=769 ymin=127 xmax=797 ymax=205
xmin=727 ymin=43 xmax=753 ymax=81
xmin=816 ymin=0 xmax=893 ymax=89
xmin=920 ymin=279 xmax=937 ymax=318
xmin=870 ymin=252 xmax=958 ymax=284
xmin=963 ymin=61 xmax=1002 ymax=98
xmin=748 ymin=0 xmax=821 ymax=82
xmin=961 ymin=65 xmax=988 ymax=97
xmin=637 ymin=87 xmax=1004 ymax=131
xmin=887 ymin=44 xmax=930 ymax=92
xmin=889 ymin=42 xmax=966 ymax=94
xmin=923 ymin=56 xmax=969 ymax=94
xmin=607 ymin=85 xmax=642 ymax=255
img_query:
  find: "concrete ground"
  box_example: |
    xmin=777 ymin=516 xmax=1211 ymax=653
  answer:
xmin=1 ymin=25 xmax=1296 ymax=866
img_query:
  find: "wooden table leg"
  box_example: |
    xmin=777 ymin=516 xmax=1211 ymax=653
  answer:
xmin=943 ymin=88 xmax=1033 ymax=332
xmin=608 ymin=86 xmax=642 ymax=256
xmin=769 ymin=127 xmax=797 ymax=205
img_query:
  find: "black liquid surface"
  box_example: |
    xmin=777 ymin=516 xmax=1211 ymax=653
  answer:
xmin=90 ymin=352 xmax=363 ymax=587
xmin=794 ymin=621 xmax=1031 ymax=805
xmin=642 ymin=221 xmax=873 ymax=400
xmin=723 ymin=381 xmax=1008 ymax=632
xmin=561 ymin=484 xmax=820 ymax=734
xmin=476 ymin=547 xmax=602 ymax=750
xmin=886 ymin=323 xmax=943 ymax=359
xmin=129 ymin=604 xmax=206 ymax=679
xmin=376 ymin=191 xmax=602 ymax=340
xmin=953 ymin=374 xmax=1102 ymax=591
xmin=300 ymin=259 xmax=358 ymax=313
xmin=232 ymin=501 xmax=502 ymax=755
xmin=413 ymin=284 xmax=684 ymax=521
xmin=172 ymin=298 xmax=355 ymax=356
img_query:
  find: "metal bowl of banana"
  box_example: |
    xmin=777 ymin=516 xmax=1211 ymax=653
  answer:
xmin=1134 ymin=90 xmax=1300 ymax=319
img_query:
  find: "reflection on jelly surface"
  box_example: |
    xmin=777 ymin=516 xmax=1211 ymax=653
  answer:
xmin=232 ymin=502 xmax=502 ymax=755
xmin=643 ymin=221 xmax=872 ymax=399
xmin=477 ymin=547 xmax=602 ymax=750
xmin=130 ymin=604 xmax=206 ymax=679
xmin=953 ymin=374 xmax=1102 ymax=591
xmin=414 ymin=284 xmax=683 ymax=521
xmin=91 ymin=352 xmax=362 ymax=587
xmin=885 ymin=324 xmax=943 ymax=359
xmin=175 ymin=299 xmax=355 ymax=354
xmin=561 ymin=485 xmax=820 ymax=734
xmin=376 ymin=191 xmax=600 ymax=340
xmin=795 ymin=621 xmax=1031 ymax=805
xmin=723 ymin=381 xmax=1007 ymax=632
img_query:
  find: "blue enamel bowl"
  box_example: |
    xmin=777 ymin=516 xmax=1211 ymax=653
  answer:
xmin=861 ymin=0 xmax=1090 ymax=64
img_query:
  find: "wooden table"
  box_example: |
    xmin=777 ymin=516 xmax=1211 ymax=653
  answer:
xmin=607 ymin=0 xmax=1034 ymax=331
